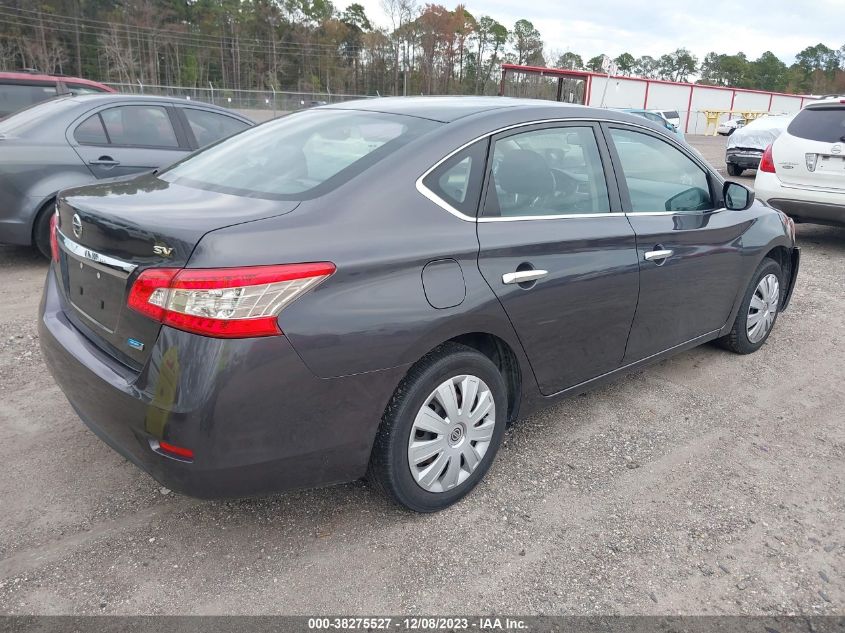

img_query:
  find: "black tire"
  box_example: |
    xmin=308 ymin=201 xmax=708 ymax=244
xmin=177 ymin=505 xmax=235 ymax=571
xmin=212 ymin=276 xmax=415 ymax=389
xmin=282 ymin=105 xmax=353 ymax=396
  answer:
xmin=718 ymin=258 xmax=784 ymax=354
xmin=32 ymin=199 xmax=55 ymax=259
xmin=726 ymin=163 xmax=743 ymax=177
xmin=367 ymin=342 xmax=508 ymax=512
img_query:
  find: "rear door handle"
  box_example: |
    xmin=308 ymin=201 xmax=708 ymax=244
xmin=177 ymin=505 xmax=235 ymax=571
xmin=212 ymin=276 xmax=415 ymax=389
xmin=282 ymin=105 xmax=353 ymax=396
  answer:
xmin=644 ymin=249 xmax=674 ymax=262
xmin=89 ymin=156 xmax=120 ymax=166
xmin=502 ymin=269 xmax=549 ymax=284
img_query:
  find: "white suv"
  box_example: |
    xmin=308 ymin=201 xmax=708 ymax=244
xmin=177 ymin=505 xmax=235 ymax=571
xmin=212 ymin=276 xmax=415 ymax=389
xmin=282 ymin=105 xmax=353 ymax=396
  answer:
xmin=754 ymin=99 xmax=845 ymax=227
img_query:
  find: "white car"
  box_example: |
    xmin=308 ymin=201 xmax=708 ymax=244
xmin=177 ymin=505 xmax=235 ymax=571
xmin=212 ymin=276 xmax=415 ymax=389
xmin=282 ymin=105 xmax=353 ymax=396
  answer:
xmin=717 ymin=117 xmax=746 ymax=136
xmin=755 ymin=99 xmax=845 ymax=227
xmin=649 ymin=109 xmax=681 ymax=130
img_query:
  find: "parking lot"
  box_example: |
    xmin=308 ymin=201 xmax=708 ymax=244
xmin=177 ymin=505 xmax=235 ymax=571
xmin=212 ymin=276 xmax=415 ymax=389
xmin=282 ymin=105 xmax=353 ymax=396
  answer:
xmin=0 ymin=134 xmax=842 ymax=616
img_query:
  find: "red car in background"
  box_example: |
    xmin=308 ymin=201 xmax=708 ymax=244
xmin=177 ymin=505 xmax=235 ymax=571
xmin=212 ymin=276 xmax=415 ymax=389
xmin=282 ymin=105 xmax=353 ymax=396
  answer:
xmin=0 ymin=70 xmax=115 ymax=118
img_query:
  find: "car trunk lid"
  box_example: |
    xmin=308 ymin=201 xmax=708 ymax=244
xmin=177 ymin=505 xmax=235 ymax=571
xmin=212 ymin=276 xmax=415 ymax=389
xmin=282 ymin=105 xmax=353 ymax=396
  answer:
xmin=54 ymin=173 xmax=299 ymax=369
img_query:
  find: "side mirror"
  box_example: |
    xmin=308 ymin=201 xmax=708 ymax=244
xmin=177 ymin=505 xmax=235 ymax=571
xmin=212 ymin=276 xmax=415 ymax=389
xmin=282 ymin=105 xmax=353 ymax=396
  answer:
xmin=723 ymin=181 xmax=755 ymax=211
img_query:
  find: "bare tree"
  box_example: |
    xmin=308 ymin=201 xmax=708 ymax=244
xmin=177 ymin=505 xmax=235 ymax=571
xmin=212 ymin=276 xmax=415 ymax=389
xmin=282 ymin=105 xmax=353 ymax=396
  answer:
xmin=100 ymin=25 xmax=139 ymax=84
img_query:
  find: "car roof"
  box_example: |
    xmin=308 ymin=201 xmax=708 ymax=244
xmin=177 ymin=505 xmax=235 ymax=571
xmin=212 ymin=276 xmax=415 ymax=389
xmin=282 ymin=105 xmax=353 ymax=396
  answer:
xmin=323 ymin=96 xmax=640 ymax=124
xmin=47 ymin=93 xmax=253 ymax=122
xmin=0 ymin=71 xmax=113 ymax=91
xmin=804 ymin=97 xmax=845 ymax=109
xmin=56 ymin=92 xmax=230 ymax=108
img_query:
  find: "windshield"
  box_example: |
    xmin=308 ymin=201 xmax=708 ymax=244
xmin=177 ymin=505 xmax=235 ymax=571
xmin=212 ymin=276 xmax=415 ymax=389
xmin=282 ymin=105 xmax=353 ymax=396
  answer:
xmin=161 ymin=109 xmax=440 ymax=200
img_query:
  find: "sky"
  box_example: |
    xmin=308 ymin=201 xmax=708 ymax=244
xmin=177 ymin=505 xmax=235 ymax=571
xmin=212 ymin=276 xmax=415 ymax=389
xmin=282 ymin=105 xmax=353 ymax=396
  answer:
xmin=344 ymin=0 xmax=844 ymax=65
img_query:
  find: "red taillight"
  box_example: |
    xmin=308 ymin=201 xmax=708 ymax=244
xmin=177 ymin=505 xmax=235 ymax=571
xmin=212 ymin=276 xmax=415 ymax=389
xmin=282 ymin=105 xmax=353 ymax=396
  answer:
xmin=127 ymin=263 xmax=336 ymax=338
xmin=158 ymin=441 xmax=194 ymax=460
xmin=759 ymin=144 xmax=776 ymax=173
xmin=49 ymin=212 xmax=59 ymax=262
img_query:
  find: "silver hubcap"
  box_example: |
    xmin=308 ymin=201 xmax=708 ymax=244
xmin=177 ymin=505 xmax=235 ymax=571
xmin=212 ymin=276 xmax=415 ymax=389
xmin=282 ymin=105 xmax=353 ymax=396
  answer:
xmin=747 ymin=273 xmax=780 ymax=344
xmin=408 ymin=375 xmax=496 ymax=493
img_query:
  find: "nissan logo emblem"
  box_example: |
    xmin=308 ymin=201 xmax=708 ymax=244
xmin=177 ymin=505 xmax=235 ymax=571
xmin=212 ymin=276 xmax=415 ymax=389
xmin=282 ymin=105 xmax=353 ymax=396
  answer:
xmin=72 ymin=214 xmax=83 ymax=239
xmin=832 ymin=145 xmax=842 ymax=155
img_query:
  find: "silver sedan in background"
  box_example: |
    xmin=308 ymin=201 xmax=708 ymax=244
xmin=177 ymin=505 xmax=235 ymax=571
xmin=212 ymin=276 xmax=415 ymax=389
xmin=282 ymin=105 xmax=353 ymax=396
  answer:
xmin=0 ymin=94 xmax=253 ymax=256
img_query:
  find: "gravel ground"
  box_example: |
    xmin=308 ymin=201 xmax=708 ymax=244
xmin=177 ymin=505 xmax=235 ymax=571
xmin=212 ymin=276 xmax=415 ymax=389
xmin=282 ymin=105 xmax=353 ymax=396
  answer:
xmin=0 ymin=135 xmax=843 ymax=616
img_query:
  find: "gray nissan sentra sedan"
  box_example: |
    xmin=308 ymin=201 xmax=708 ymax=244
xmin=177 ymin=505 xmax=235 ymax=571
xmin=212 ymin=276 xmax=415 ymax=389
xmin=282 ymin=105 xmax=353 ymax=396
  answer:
xmin=39 ymin=97 xmax=800 ymax=512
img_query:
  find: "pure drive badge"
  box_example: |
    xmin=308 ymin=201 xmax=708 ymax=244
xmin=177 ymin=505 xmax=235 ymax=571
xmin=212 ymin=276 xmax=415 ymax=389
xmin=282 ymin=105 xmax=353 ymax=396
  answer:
xmin=126 ymin=338 xmax=145 ymax=351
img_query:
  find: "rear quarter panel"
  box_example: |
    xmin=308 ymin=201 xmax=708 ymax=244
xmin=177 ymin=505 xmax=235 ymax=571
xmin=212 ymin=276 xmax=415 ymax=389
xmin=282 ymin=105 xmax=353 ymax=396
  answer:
xmin=190 ymin=185 xmax=528 ymax=381
xmin=188 ymin=120 xmax=535 ymax=397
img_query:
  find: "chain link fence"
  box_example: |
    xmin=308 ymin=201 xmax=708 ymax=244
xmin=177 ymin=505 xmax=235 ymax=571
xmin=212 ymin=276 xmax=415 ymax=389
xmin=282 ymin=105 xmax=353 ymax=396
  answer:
xmin=103 ymin=82 xmax=372 ymax=121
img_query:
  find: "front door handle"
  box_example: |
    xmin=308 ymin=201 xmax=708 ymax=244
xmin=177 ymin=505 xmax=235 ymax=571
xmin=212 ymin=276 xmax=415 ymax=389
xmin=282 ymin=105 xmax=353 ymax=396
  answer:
xmin=89 ymin=156 xmax=120 ymax=166
xmin=644 ymin=249 xmax=674 ymax=262
xmin=502 ymin=269 xmax=549 ymax=284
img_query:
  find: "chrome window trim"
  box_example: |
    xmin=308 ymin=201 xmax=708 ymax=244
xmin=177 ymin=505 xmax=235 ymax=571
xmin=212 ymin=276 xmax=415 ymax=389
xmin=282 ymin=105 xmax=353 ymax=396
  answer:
xmin=478 ymin=212 xmax=622 ymax=222
xmin=415 ymin=116 xmax=719 ymax=222
xmin=57 ymin=229 xmax=137 ymax=274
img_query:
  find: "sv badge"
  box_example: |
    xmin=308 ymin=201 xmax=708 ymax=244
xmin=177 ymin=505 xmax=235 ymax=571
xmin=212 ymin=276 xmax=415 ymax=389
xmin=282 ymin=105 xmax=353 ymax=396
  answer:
xmin=153 ymin=244 xmax=174 ymax=257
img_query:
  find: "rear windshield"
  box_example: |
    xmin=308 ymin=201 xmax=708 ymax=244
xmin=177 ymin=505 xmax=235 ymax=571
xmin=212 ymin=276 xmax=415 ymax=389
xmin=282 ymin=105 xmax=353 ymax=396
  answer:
xmin=161 ymin=109 xmax=440 ymax=200
xmin=0 ymin=96 xmax=77 ymax=133
xmin=662 ymin=111 xmax=679 ymax=119
xmin=787 ymin=106 xmax=845 ymax=143
xmin=0 ymin=82 xmax=57 ymax=117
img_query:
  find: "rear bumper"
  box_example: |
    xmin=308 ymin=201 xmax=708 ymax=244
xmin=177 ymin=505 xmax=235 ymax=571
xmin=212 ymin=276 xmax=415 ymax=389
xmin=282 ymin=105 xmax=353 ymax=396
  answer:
xmin=39 ymin=268 xmax=401 ymax=499
xmin=726 ymin=150 xmax=762 ymax=170
xmin=755 ymin=171 xmax=845 ymax=227
xmin=767 ymin=198 xmax=845 ymax=227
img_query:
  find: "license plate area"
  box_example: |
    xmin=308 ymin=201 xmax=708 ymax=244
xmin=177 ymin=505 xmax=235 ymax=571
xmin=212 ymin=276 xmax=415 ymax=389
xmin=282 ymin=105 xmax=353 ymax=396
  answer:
xmin=66 ymin=255 xmax=128 ymax=333
xmin=817 ymin=155 xmax=845 ymax=173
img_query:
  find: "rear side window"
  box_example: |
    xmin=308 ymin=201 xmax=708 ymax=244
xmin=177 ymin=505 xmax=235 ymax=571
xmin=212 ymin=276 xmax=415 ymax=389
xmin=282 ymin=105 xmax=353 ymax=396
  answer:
xmin=0 ymin=82 xmax=57 ymax=117
xmin=787 ymin=107 xmax=845 ymax=143
xmin=162 ymin=110 xmax=439 ymax=200
xmin=100 ymin=105 xmax=179 ymax=147
xmin=183 ymin=108 xmax=250 ymax=147
xmin=74 ymin=113 xmax=108 ymax=144
xmin=422 ymin=140 xmax=487 ymax=216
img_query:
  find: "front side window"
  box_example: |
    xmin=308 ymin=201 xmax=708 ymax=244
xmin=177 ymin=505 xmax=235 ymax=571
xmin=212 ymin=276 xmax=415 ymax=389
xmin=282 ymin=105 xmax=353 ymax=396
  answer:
xmin=609 ymin=128 xmax=712 ymax=213
xmin=162 ymin=109 xmax=439 ymax=200
xmin=100 ymin=105 xmax=179 ymax=147
xmin=422 ymin=140 xmax=487 ymax=216
xmin=483 ymin=126 xmax=610 ymax=217
xmin=183 ymin=108 xmax=250 ymax=147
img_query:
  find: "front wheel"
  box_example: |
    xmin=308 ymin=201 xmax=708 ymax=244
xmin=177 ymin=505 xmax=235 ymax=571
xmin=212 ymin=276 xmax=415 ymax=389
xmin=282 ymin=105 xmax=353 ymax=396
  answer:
xmin=718 ymin=258 xmax=784 ymax=354
xmin=368 ymin=343 xmax=508 ymax=512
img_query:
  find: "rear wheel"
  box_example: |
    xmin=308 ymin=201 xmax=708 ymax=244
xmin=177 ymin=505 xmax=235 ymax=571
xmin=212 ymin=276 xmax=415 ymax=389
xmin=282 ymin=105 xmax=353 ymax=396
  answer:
xmin=726 ymin=163 xmax=743 ymax=177
xmin=718 ymin=258 xmax=783 ymax=354
xmin=368 ymin=343 xmax=507 ymax=512
xmin=32 ymin=199 xmax=55 ymax=259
